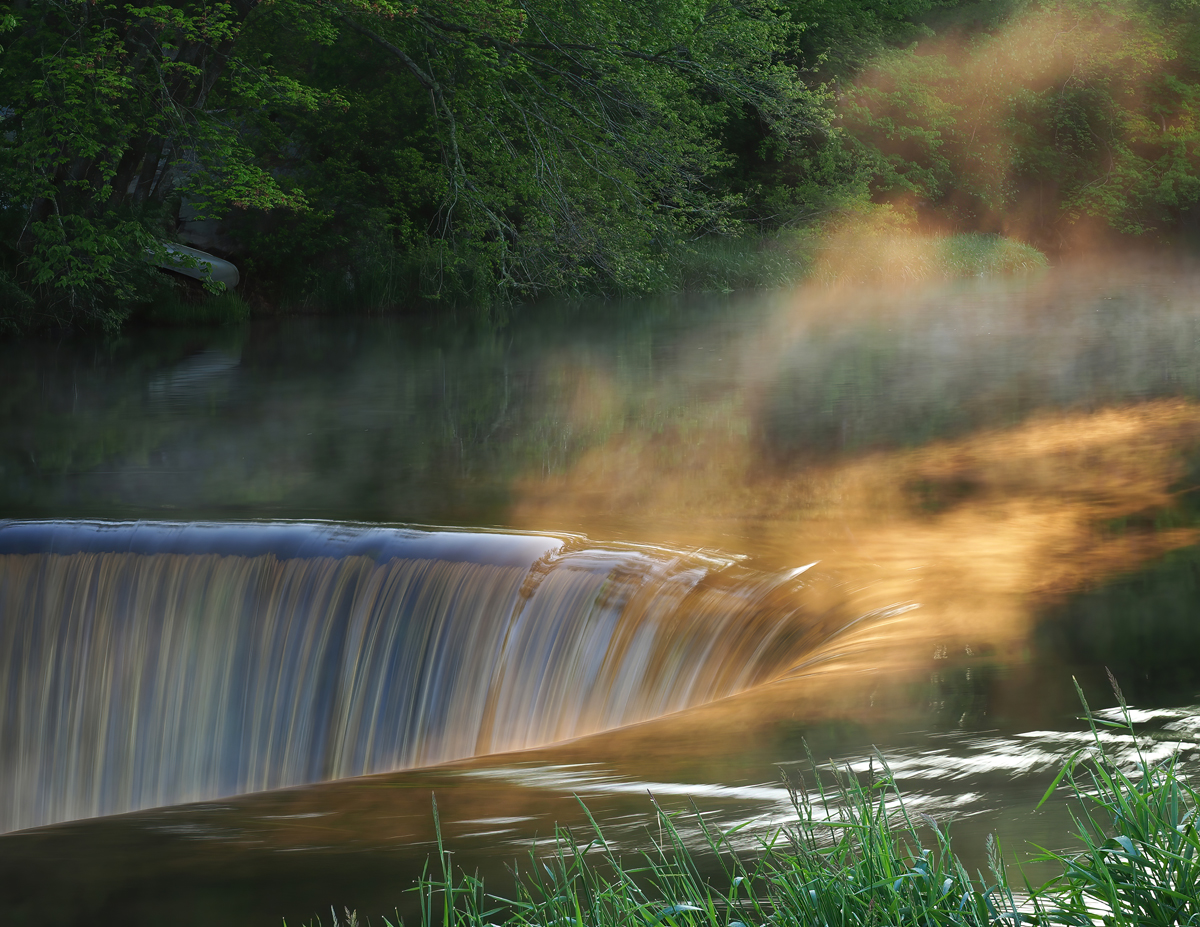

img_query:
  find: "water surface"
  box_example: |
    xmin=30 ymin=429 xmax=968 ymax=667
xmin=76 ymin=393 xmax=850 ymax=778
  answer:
xmin=3 ymin=256 xmax=1200 ymax=925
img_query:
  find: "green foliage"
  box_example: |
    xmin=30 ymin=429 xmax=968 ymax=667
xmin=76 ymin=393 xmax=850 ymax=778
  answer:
xmin=659 ymin=236 xmax=811 ymax=293
xmin=228 ymin=0 xmax=831 ymax=304
xmin=10 ymin=0 xmax=1187 ymax=325
xmin=782 ymin=0 xmax=947 ymax=77
xmin=0 ymin=0 xmax=317 ymax=327
xmin=1 ymin=0 xmax=861 ymax=322
xmin=842 ymin=0 xmax=1200 ymax=240
xmin=0 ymin=269 xmax=35 ymax=335
xmin=1029 ymin=679 xmax=1200 ymax=927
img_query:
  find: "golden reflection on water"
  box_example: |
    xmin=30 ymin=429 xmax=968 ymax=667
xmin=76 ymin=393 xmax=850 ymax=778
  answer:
xmin=520 ymin=400 xmax=1200 ymax=669
xmin=512 ymin=264 xmax=1200 ymax=681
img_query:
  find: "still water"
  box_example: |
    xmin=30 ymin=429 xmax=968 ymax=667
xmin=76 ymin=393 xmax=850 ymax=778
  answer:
xmin=3 ymin=256 xmax=1200 ymax=925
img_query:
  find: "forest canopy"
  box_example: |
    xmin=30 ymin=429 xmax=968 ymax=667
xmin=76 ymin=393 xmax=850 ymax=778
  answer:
xmin=1 ymin=0 xmax=1198 ymax=330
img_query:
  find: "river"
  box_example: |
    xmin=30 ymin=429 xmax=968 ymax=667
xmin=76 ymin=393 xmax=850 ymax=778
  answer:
xmin=2 ymin=255 xmax=1199 ymax=925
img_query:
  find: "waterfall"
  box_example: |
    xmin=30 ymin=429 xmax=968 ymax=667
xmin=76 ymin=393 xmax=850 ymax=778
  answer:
xmin=0 ymin=520 xmax=828 ymax=833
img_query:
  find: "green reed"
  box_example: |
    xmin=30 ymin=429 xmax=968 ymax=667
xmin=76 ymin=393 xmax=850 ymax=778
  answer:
xmin=138 ymin=287 xmax=251 ymax=326
xmin=311 ymin=678 xmax=1197 ymax=927
xmin=1027 ymin=677 xmax=1200 ymax=927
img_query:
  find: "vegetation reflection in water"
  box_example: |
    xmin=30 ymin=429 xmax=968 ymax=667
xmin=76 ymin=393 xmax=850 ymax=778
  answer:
xmin=7 ymin=257 xmax=1200 ymax=530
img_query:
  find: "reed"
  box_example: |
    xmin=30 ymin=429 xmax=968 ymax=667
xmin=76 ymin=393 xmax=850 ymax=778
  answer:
xmin=1027 ymin=677 xmax=1200 ymax=927
xmin=794 ymin=228 xmax=1048 ymax=285
xmin=137 ymin=287 xmax=251 ymax=326
xmin=388 ymin=769 xmax=1017 ymax=927
xmin=306 ymin=677 xmax=1197 ymax=927
xmin=658 ymin=236 xmax=811 ymax=293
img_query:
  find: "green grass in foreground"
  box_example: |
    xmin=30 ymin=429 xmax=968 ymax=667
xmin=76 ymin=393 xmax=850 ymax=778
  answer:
xmin=305 ymin=679 xmax=1199 ymax=927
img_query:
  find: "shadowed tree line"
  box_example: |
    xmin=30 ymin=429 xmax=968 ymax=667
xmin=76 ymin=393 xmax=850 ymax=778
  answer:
xmin=1 ymin=0 xmax=1199 ymax=331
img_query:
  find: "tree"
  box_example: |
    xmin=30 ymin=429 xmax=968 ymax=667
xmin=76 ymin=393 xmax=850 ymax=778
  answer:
xmin=1 ymin=0 xmax=829 ymax=325
xmin=0 ymin=0 xmax=320 ymax=329
xmin=840 ymin=0 xmax=1200 ymax=243
xmin=239 ymin=0 xmax=836 ymax=300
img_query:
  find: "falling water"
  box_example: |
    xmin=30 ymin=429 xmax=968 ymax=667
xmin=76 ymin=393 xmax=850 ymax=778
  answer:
xmin=0 ymin=520 xmax=834 ymax=834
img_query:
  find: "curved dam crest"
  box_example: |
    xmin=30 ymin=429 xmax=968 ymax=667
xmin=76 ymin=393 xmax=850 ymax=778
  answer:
xmin=0 ymin=520 xmax=835 ymax=834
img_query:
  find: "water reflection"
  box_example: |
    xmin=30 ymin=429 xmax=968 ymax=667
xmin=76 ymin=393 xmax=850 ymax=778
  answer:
xmin=3 ymin=258 xmax=1200 ymax=531
xmin=145 ymin=348 xmax=241 ymax=412
xmin=1038 ymin=543 xmax=1200 ymax=704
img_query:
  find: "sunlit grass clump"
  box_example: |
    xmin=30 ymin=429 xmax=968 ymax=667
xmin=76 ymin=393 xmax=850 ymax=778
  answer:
xmin=652 ymin=222 xmax=1046 ymax=296
xmin=311 ymin=679 xmax=1199 ymax=927
xmin=935 ymin=234 xmax=1048 ymax=279
xmin=786 ymin=206 xmax=1048 ymax=285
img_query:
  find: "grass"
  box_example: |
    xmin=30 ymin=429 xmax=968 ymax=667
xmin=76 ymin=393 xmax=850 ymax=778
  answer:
xmin=654 ymin=226 xmax=1046 ymax=295
xmin=935 ymin=234 xmax=1048 ymax=279
xmin=659 ymin=237 xmax=811 ymax=293
xmin=137 ymin=286 xmax=251 ymax=326
xmin=384 ymin=767 xmax=1017 ymax=927
xmin=306 ymin=677 xmax=1198 ymax=927
xmin=1029 ymin=677 xmax=1200 ymax=927
xmin=793 ymin=229 xmax=1049 ymax=285
xmin=781 ymin=205 xmax=1049 ymax=285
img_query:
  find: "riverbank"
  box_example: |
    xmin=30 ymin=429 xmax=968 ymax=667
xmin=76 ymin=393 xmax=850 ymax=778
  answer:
xmin=126 ymin=225 xmax=1048 ymax=330
xmin=317 ymin=690 xmax=1196 ymax=927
